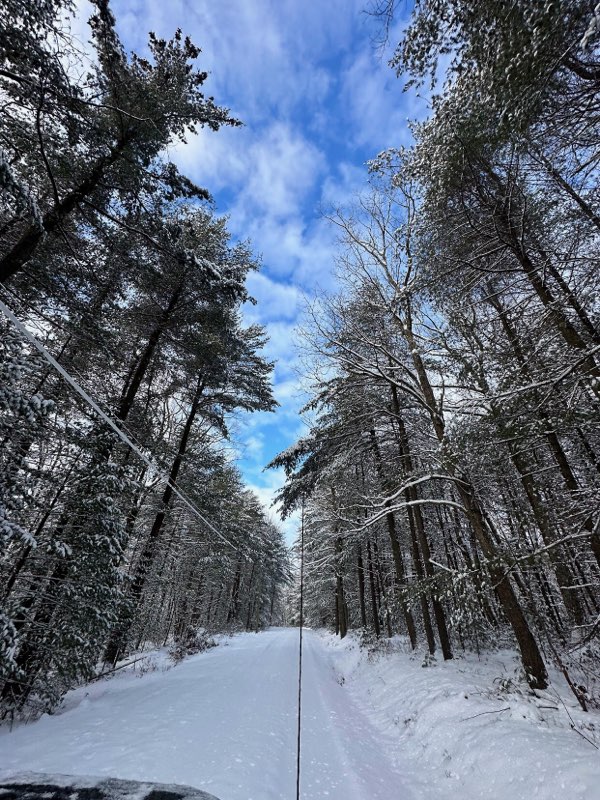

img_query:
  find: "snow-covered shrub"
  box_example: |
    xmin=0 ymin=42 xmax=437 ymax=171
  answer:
xmin=169 ymin=627 xmax=217 ymax=664
xmin=358 ymin=629 xmax=403 ymax=662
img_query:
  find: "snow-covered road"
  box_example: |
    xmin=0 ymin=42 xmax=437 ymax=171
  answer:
xmin=0 ymin=629 xmax=412 ymax=800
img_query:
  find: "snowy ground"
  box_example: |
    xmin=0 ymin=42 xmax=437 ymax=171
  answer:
xmin=322 ymin=632 xmax=600 ymax=799
xmin=1 ymin=628 xmax=599 ymax=800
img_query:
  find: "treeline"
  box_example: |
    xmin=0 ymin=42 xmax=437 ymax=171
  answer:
xmin=0 ymin=0 xmax=289 ymax=718
xmin=273 ymin=1 xmax=599 ymax=704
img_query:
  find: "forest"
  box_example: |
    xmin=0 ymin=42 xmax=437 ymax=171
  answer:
xmin=0 ymin=0 xmax=599 ymax=767
xmin=0 ymin=0 xmax=289 ymax=719
xmin=273 ymin=0 xmax=600 ymax=706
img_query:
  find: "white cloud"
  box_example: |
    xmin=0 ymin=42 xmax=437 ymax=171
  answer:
xmin=168 ymin=126 xmax=248 ymax=193
xmin=274 ymin=377 xmax=304 ymax=405
xmin=320 ymin=161 xmax=367 ymax=208
xmin=338 ymin=51 xmax=418 ymax=152
xmin=243 ymin=433 xmax=265 ymax=460
xmin=244 ymin=273 xmax=300 ymax=322
xmin=244 ymin=124 xmax=325 ymax=219
xmin=260 ymin=321 xmax=300 ymax=376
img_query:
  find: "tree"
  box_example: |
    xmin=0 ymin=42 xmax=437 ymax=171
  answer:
xmin=0 ymin=0 xmax=238 ymax=285
xmin=0 ymin=1 xmax=289 ymax=719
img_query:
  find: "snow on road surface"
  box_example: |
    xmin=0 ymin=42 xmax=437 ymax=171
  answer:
xmin=0 ymin=628 xmax=414 ymax=800
xmin=4 ymin=628 xmax=598 ymax=799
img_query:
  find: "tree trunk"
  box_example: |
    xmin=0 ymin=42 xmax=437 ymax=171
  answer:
xmin=116 ymin=277 xmax=185 ymax=422
xmin=487 ymin=288 xmax=600 ymax=571
xmin=357 ymin=545 xmax=368 ymax=628
xmin=368 ymin=430 xmax=417 ymax=648
xmin=407 ymin=505 xmax=436 ymax=655
xmin=390 ymin=401 xmax=453 ymax=660
xmin=335 ymin=535 xmax=348 ymax=638
xmin=104 ymin=374 xmax=205 ymax=663
xmin=0 ymin=134 xmax=132 ymax=282
xmin=366 ymin=538 xmax=381 ymax=637
xmin=373 ymin=539 xmax=393 ymax=638
xmin=400 ymin=312 xmax=548 ymax=688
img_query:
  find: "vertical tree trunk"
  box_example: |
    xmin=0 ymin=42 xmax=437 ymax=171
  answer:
xmin=390 ymin=388 xmax=453 ymax=659
xmin=227 ymin=562 xmax=243 ymax=624
xmin=366 ymin=538 xmax=381 ymax=637
xmin=368 ymin=431 xmax=417 ymax=647
xmin=335 ymin=535 xmax=348 ymax=638
xmin=357 ymin=545 xmax=368 ymax=628
xmin=116 ymin=276 xmax=185 ymax=422
xmin=373 ymin=539 xmax=393 ymax=638
xmin=104 ymin=374 xmax=206 ymax=664
xmin=245 ymin=563 xmax=256 ymax=631
xmin=398 ymin=310 xmax=548 ymax=688
xmin=407 ymin=506 xmax=436 ymax=655
xmin=487 ymin=288 xmax=600 ymax=571
xmin=0 ymin=134 xmax=133 ymax=282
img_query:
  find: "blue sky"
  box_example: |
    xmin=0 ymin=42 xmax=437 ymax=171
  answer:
xmin=76 ymin=0 xmax=421 ymax=540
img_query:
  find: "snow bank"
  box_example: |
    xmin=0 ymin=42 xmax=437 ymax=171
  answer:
xmin=321 ymin=633 xmax=600 ymax=800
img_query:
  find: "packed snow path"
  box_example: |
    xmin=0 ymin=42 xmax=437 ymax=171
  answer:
xmin=0 ymin=629 xmax=413 ymax=800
